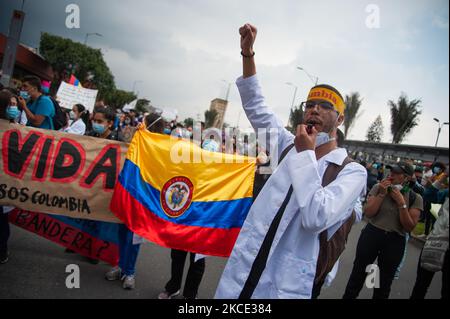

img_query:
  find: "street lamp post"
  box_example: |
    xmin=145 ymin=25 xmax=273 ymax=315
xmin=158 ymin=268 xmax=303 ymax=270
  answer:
xmin=132 ymin=80 xmax=143 ymax=96
xmin=297 ymin=66 xmax=319 ymax=86
xmin=84 ymin=32 xmax=103 ymax=45
xmin=221 ymin=80 xmax=232 ymax=101
xmin=433 ymin=118 xmax=449 ymax=147
xmin=285 ymin=82 xmax=298 ymax=110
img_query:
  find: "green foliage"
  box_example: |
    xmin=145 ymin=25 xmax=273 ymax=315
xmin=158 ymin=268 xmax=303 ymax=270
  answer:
xmin=287 ymin=104 xmax=304 ymax=133
xmin=39 ymin=32 xmax=115 ymax=96
xmin=205 ymin=109 xmax=218 ymax=128
xmin=389 ymin=93 xmax=422 ymax=144
xmin=366 ymin=115 xmax=384 ymax=142
xmin=344 ymin=92 xmax=363 ymax=137
xmin=135 ymin=99 xmax=152 ymax=114
xmin=103 ymin=89 xmax=137 ymax=110
xmin=183 ymin=117 xmax=194 ymax=128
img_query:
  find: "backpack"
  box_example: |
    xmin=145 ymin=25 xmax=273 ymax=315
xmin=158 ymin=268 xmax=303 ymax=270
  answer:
xmin=37 ymin=95 xmax=67 ymax=130
xmin=420 ymin=198 xmax=449 ymax=272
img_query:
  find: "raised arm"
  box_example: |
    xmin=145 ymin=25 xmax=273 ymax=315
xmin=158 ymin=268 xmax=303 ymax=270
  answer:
xmin=238 ymin=23 xmax=294 ymax=159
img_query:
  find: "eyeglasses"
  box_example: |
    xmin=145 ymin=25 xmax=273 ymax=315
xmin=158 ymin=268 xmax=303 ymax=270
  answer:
xmin=301 ymin=101 xmax=337 ymax=113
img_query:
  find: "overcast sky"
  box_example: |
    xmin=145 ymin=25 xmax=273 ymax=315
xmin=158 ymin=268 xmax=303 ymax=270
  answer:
xmin=1 ymin=0 xmax=448 ymax=147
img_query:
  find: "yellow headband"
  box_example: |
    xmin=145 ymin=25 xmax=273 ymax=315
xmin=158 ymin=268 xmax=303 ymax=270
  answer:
xmin=307 ymin=87 xmax=345 ymax=114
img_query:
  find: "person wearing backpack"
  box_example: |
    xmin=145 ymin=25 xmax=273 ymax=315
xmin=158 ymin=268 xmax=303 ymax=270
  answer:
xmin=214 ymin=23 xmax=367 ymax=299
xmin=410 ymin=196 xmax=449 ymax=299
xmin=17 ymin=75 xmax=55 ymax=130
xmin=343 ymin=162 xmax=423 ymax=299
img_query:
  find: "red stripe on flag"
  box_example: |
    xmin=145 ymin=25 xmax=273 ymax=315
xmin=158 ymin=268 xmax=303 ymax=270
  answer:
xmin=110 ymin=182 xmax=241 ymax=257
xmin=8 ymin=209 xmax=119 ymax=265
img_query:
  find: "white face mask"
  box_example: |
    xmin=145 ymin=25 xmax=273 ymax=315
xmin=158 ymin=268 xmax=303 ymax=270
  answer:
xmin=69 ymin=111 xmax=76 ymax=120
xmin=392 ymin=184 xmax=403 ymax=191
xmin=314 ymin=115 xmax=339 ymax=149
xmin=315 ymin=132 xmax=336 ymax=148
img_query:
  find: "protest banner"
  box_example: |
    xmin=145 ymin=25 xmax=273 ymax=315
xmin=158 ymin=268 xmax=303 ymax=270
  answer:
xmin=0 ymin=120 xmax=126 ymax=222
xmin=56 ymin=81 xmax=98 ymax=112
xmin=9 ymin=209 xmax=120 ymax=265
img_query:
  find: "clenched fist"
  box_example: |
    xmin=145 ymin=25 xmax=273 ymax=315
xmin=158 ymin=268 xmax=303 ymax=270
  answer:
xmin=239 ymin=23 xmax=257 ymax=56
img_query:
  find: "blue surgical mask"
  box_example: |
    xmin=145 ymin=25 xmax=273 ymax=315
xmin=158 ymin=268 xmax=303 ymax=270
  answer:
xmin=92 ymin=123 xmax=106 ymax=135
xmin=6 ymin=106 xmax=20 ymax=120
xmin=164 ymin=128 xmax=171 ymax=135
xmin=19 ymin=91 xmax=30 ymax=101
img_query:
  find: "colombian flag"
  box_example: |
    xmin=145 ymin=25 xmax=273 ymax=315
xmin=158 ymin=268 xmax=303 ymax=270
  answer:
xmin=69 ymin=74 xmax=82 ymax=87
xmin=110 ymin=130 xmax=255 ymax=257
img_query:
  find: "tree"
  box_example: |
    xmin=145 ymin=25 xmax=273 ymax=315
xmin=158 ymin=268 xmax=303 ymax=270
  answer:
xmin=39 ymin=32 xmax=115 ymax=97
xmin=135 ymin=99 xmax=152 ymax=114
xmin=204 ymin=109 xmax=218 ymax=128
xmin=183 ymin=117 xmax=194 ymax=128
xmin=104 ymin=89 xmax=136 ymax=110
xmin=287 ymin=104 xmax=304 ymax=133
xmin=389 ymin=93 xmax=422 ymax=144
xmin=344 ymin=92 xmax=363 ymax=137
xmin=366 ymin=115 xmax=384 ymax=142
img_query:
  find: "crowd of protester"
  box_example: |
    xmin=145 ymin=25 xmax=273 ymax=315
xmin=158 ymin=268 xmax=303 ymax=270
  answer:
xmin=0 ymin=73 xmax=448 ymax=299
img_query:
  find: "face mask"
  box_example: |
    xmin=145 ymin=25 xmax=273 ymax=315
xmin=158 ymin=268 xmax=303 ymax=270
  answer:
xmin=313 ymin=115 xmax=339 ymax=149
xmin=164 ymin=128 xmax=171 ymax=135
xmin=69 ymin=111 xmax=76 ymax=120
xmin=20 ymin=91 xmax=30 ymax=101
xmin=92 ymin=123 xmax=106 ymax=135
xmin=6 ymin=106 xmax=20 ymax=120
xmin=433 ymin=167 xmax=442 ymax=174
xmin=125 ymin=119 xmax=131 ymax=125
xmin=315 ymin=132 xmax=336 ymax=148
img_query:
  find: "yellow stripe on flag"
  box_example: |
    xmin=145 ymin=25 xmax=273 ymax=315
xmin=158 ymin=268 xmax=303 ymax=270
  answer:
xmin=126 ymin=130 xmax=255 ymax=202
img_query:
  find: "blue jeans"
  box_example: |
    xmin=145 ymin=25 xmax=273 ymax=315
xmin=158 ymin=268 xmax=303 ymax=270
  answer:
xmin=118 ymin=224 xmax=141 ymax=276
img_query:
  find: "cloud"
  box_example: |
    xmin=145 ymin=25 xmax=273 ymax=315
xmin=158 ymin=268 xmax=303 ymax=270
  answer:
xmin=433 ymin=15 xmax=449 ymax=30
xmin=1 ymin=0 xmax=448 ymax=147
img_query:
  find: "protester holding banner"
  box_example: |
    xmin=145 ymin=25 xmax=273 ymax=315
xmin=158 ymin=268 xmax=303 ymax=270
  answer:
xmin=214 ymin=23 xmax=367 ymax=299
xmin=63 ymin=104 xmax=89 ymax=135
xmin=17 ymin=75 xmax=55 ymax=130
xmin=1 ymin=90 xmax=14 ymax=122
xmin=0 ymin=88 xmax=20 ymax=123
xmin=88 ymin=106 xmax=120 ymax=140
xmin=104 ymin=112 xmax=169 ymax=289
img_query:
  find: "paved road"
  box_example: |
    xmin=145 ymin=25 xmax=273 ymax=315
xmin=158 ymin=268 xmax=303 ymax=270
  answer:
xmin=0 ymin=221 xmax=443 ymax=299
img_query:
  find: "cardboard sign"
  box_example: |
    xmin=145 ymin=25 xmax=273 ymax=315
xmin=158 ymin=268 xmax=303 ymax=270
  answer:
xmin=56 ymin=81 xmax=98 ymax=112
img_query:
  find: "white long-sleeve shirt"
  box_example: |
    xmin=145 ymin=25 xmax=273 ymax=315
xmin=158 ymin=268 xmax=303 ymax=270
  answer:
xmin=63 ymin=118 xmax=86 ymax=135
xmin=215 ymin=75 xmax=367 ymax=299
